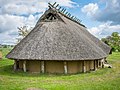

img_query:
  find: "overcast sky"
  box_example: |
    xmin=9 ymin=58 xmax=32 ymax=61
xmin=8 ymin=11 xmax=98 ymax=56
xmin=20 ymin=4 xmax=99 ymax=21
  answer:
xmin=0 ymin=0 xmax=120 ymax=45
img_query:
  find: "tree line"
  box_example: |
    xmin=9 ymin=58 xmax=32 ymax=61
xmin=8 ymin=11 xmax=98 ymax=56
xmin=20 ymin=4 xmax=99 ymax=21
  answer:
xmin=101 ymin=32 xmax=120 ymax=52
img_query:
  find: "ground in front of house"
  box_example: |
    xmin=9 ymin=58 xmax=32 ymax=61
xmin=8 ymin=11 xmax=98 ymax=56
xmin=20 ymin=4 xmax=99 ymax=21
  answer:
xmin=0 ymin=48 xmax=120 ymax=90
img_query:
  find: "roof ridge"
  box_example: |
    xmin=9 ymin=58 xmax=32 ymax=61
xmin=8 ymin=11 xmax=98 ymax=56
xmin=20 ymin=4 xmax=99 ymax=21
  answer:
xmin=48 ymin=2 xmax=86 ymax=27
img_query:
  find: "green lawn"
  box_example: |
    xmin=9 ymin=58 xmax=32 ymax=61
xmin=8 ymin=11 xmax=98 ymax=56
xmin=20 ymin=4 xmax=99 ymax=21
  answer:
xmin=0 ymin=48 xmax=120 ymax=90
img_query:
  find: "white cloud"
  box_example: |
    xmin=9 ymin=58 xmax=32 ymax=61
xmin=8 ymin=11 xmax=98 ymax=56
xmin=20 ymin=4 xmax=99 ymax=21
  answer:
xmin=1 ymin=2 xmax=47 ymax=15
xmin=0 ymin=14 xmax=39 ymax=45
xmin=88 ymin=22 xmax=120 ymax=38
xmin=81 ymin=3 xmax=99 ymax=16
xmin=0 ymin=14 xmax=37 ymax=33
xmin=82 ymin=0 xmax=120 ymax=24
xmin=94 ymin=0 xmax=120 ymax=24
xmin=0 ymin=32 xmax=17 ymax=45
xmin=82 ymin=0 xmax=120 ymax=39
xmin=0 ymin=14 xmax=24 ymax=33
xmin=0 ymin=0 xmax=76 ymax=15
xmin=48 ymin=0 xmax=77 ymax=7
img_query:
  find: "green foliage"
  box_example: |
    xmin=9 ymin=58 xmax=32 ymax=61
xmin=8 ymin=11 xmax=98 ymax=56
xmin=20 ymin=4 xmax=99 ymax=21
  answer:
xmin=0 ymin=48 xmax=120 ymax=90
xmin=101 ymin=32 xmax=120 ymax=52
xmin=107 ymin=52 xmax=120 ymax=61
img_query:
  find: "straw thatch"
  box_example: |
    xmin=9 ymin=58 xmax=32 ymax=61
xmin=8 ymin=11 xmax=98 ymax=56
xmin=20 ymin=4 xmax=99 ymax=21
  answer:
xmin=6 ymin=7 xmax=111 ymax=61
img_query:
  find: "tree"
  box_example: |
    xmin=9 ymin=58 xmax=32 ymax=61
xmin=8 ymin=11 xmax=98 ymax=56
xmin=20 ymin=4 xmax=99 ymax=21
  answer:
xmin=101 ymin=32 xmax=120 ymax=52
xmin=16 ymin=26 xmax=32 ymax=43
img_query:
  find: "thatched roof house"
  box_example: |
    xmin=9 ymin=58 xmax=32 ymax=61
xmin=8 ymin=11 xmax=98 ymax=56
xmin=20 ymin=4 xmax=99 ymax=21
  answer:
xmin=6 ymin=3 xmax=111 ymax=74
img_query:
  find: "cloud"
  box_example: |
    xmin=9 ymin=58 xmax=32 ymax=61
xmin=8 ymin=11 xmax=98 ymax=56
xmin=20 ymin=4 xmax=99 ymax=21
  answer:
xmin=0 ymin=14 xmax=24 ymax=33
xmin=48 ymin=0 xmax=77 ymax=7
xmin=1 ymin=2 xmax=47 ymax=15
xmin=0 ymin=14 xmax=39 ymax=32
xmin=0 ymin=0 xmax=76 ymax=45
xmin=82 ymin=0 xmax=120 ymax=24
xmin=82 ymin=0 xmax=120 ymax=39
xmin=0 ymin=14 xmax=37 ymax=45
xmin=81 ymin=3 xmax=99 ymax=16
xmin=0 ymin=0 xmax=77 ymax=15
xmin=95 ymin=0 xmax=120 ymax=24
xmin=0 ymin=32 xmax=17 ymax=45
xmin=0 ymin=14 xmax=40 ymax=44
xmin=88 ymin=22 xmax=120 ymax=38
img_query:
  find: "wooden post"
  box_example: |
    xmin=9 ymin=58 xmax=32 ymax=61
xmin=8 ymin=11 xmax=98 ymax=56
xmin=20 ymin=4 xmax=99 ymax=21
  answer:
xmin=101 ymin=58 xmax=104 ymax=68
xmin=14 ymin=60 xmax=17 ymax=71
xmin=52 ymin=2 xmax=57 ymax=7
xmin=89 ymin=61 xmax=91 ymax=71
xmin=96 ymin=60 xmax=98 ymax=69
xmin=41 ymin=61 xmax=45 ymax=73
xmin=98 ymin=60 xmax=99 ymax=68
xmin=99 ymin=60 xmax=102 ymax=68
xmin=55 ymin=4 xmax=59 ymax=8
xmin=64 ymin=61 xmax=67 ymax=74
xmin=102 ymin=59 xmax=104 ymax=68
xmin=97 ymin=60 xmax=100 ymax=68
xmin=23 ymin=61 xmax=26 ymax=72
xmin=94 ymin=60 xmax=97 ymax=70
xmin=83 ymin=61 xmax=86 ymax=73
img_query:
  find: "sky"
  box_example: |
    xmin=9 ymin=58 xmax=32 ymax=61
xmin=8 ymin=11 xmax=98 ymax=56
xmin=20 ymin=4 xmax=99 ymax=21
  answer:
xmin=0 ymin=0 xmax=120 ymax=45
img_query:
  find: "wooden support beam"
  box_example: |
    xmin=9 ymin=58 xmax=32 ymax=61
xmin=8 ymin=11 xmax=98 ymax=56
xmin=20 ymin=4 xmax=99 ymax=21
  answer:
xmin=83 ymin=60 xmax=86 ymax=73
xmin=41 ymin=61 xmax=45 ymax=73
xmin=48 ymin=2 xmax=57 ymax=8
xmin=61 ymin=8 xmax=65 ymax=12
xmin=99 ymin=60 xmax=102 ymax=68
xmin=48 ymin=15 xmax=53 ymax=20
xmin=58 ymin=7 xmax=61 ymax=11
xmin=23 ymin=61 xmax=26 ymax=72
xmin=78 ymin=19 xmax=82 ymax=23
xmin=55 ymin=4 xmax=59 ymax=8
xmin=98 ymin=60 xmax=100 ymax=68
xmin=14 ymin=60 xmax=17 ymax=71
xmin=98 ymin=60 xmax=99 ymax=68
xmin=94 ymin=60 xmax=97 ymax=70
xmin=64 ymin=61 xmax=67 ymax=74
xmin=101 ymin=58 xmax=104 ymax=68
xmin=88 ymin=61 xmax=91 ymax=71
xmin=68 ymin=14 xmax=71 ymax=17
xmin=102 ymin=62 xmax=104 ymax=68
xmin=71 ymin=16 xmax=74 ymax=19
xmin=48 ymin=3 xmax=52 ymax=8
xmin=65 ymin=12 xmax=68 ymax=15
xmin=100 ymin=59 xmax=104 ymax=68
xmin=63 ymin=9 xmax=66 ymax=13
xmin=94 ymin=60 xmax=96 ymax=70
xmin=53 ymin=2 xmax=57 ymax=7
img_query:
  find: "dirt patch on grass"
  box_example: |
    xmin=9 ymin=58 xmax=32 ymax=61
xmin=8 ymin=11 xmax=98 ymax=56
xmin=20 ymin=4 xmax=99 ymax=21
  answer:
xmin=26 ymin=87 xmax=46 ymax=90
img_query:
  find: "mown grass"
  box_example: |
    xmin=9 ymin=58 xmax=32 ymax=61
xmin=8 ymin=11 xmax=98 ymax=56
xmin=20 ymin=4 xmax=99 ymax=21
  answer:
xmin=107 ymin=52 xmax=120 ymax=61
xmin=0 ymin=48 xmax=120 ymax=90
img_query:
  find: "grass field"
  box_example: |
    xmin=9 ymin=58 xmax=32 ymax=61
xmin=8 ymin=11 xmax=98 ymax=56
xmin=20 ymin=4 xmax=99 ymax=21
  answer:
xmin=0 ymin=48 xmax=120 ymax=90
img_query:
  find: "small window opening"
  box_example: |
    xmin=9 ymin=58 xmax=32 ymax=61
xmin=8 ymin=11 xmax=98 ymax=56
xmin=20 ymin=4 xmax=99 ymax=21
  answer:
xmin=46 ymin=13 xmax=57 ymax=20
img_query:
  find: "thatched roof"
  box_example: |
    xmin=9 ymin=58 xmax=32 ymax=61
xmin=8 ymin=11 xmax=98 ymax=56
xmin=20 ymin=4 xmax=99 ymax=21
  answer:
xmin=6 ymin=4 xmax=111 ymax=61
